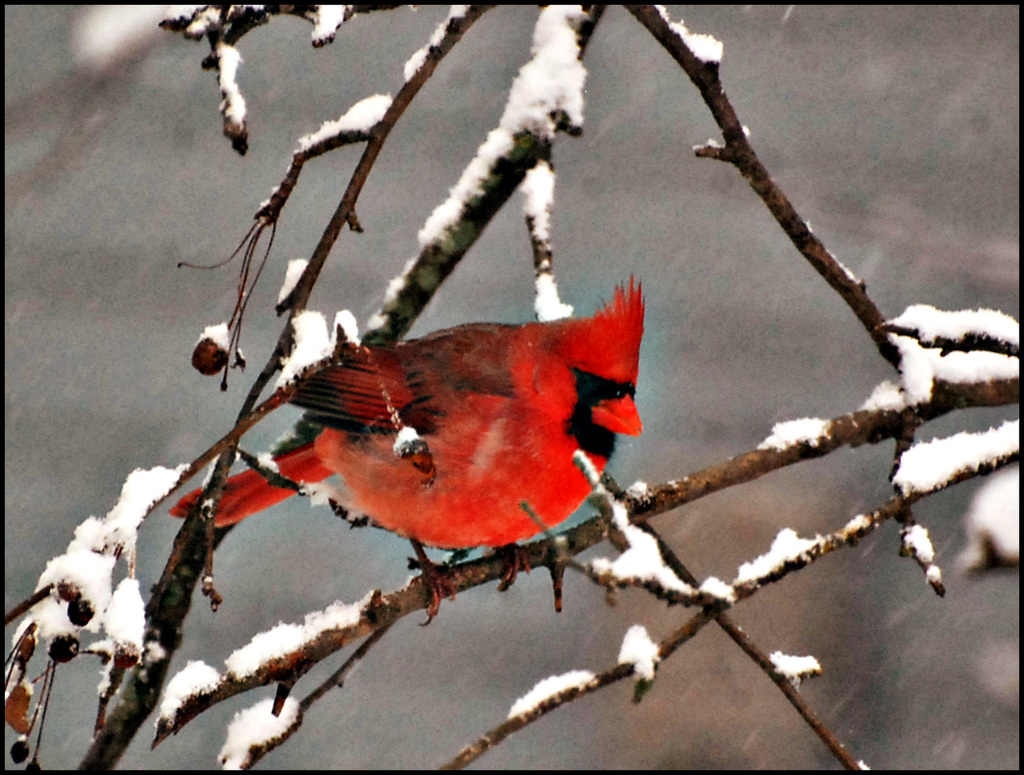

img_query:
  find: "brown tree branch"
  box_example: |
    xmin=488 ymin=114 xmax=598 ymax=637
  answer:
xmin=626 ymin=5 xmax=899 ymax=368
xmin=629 ymin=376 xmax=1018 ymax=521
xmin=444 ymin=448 xmax=1019 ymax=770
xmin=148 ymin=377 xmax=1016 ymax=749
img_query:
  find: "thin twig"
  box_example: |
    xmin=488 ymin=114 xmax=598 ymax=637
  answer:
xmin=4 ymin=585 xmax=53 ymax=627
xmin=626 ymin=5 xmax=898 ymax=368
xmin=442 ymin=606 xmax=721 ymax=769
xmin=640 ymin=523 xmax=861 ymax=770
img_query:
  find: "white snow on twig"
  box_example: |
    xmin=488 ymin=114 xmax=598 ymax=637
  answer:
xmin=503 ymin=5 xmax=587 ymax=134
xmin=534 ymin=272 xmax=574 ymax=322
xmin=225 ymin=593 xmax=371 ymax=679
xmin=220 ymin=697 xmax=301 ymax=769
xmin=403 ymin=5 xmax=471 ymax=81
xmin=618 ymin=625 xmax=660 ymax=681
xmin=216 ymin=42 xmax=246 ymax=128
xmin=883 ymin=304 xmax=1019 ymax=413
xmin=159 ymin=660 xmax=223 ymax=723
xmin=107 ymin=465 xmax=189 ymax=559
xmin=278 ymin=260 xmax=308 ymax=304
xmin=521 ymin=160 xmax=555 ymax=244
xmin=415 ymin=6 xmax=587 ymax=250
xmin=890 ymin=333 xmax=1018 ymax=405
xmin=656 ymin=6 xmax=724 ymax=63
xmin=369 ymin=8 xmax=590 ymax=332
xmin=901 ymin=524 xmax=935 ymax=564
xmin=835 ymin=257 xmax=861 ymax=286
xmin=735 ymin=528 xmax=820 ymax=585
xmin=730 ymin=514 xmax=879 ymax=592
xmin=583 ymin=458 xmax=696 ymax=597
xmin=698 ymin=576 xmax=735 ymax=602
xmin=334 ymin=309 xmax=360 ymax=347
xmin=365 ymin=256 xmax=418 ymax=334
xmin=311 ymin=5 xmax=347 ymax=46
xmin=34 ymin=463 xmax=185 ymax=642
xmin=508 ymin=670 xmax=596 ymax=718
xmin=769 ymin=651 xmax=822 ymax=687
xmin=103 ymin=578 xmax=145 ymax=661
xmin=521 ymin=161 xmax=575 ymax=322
xmin=758 ymin=418 xmax=830 ymax=451
xmin=892 ymin=420 xmax=1018 ymax=496
xmin=164 ymin=6 xmax=220 ymax=39
xmin=890 ymin=304 xmax=1019 ymax=348
xmin=26 ymin=463 xmax=184 ymax=663
xmin=860 ymin=380 xmax=905 ymax=412
xmin=901 ymin=523 xmax=945 ymax=590
xmin=160 ymin=593 xmax=372 ymax=728
xmin=276 ymin=311 xmax=332 ymax=388
xmin=589 ymin=514 xmax=696 ymax=595
xmin=297 ymin=93 xmax=392 ymax=152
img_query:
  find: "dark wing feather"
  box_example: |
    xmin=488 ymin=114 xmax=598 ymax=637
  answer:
xmin=289 ymin=323 xmax=519 ymax=435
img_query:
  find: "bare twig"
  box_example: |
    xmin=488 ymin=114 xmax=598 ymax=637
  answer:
xmin=4 ymin=585 xmax=53 ymax=628
xmin=626 ymin=5 xmax=898 ymax=368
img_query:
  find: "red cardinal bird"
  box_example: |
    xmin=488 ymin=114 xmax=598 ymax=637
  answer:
xmin=173 ymin=280 xmax=643 ymax=550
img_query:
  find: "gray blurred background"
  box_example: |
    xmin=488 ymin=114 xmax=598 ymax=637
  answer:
xmin=5 ymin=6 xmax=1018 ymax=769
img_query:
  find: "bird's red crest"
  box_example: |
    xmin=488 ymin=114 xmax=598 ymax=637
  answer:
xmin=559 ymin=277 xmax=644 ymax=383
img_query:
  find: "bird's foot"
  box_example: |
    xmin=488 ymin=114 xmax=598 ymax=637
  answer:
xmin=409 ymin=541 xmax=456 ymax=625
xmin=495 ymin=543 xmax=532 ymax=592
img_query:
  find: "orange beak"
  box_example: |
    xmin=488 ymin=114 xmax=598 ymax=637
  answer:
xmin=591 ymin=394 xmax=643 ymax=436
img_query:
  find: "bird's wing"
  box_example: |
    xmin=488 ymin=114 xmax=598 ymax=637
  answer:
xmin=290 ymin=323 xmax=519 ymax=435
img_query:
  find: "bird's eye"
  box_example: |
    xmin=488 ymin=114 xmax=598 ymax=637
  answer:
xmin=572 ymin=369 xmax=634 ymax=405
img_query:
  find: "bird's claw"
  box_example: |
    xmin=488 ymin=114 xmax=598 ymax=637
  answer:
xmin=495 ymin=544 xmax=531 ymax=592
xmin=410 ymin=541 xmax=456 ymax=625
